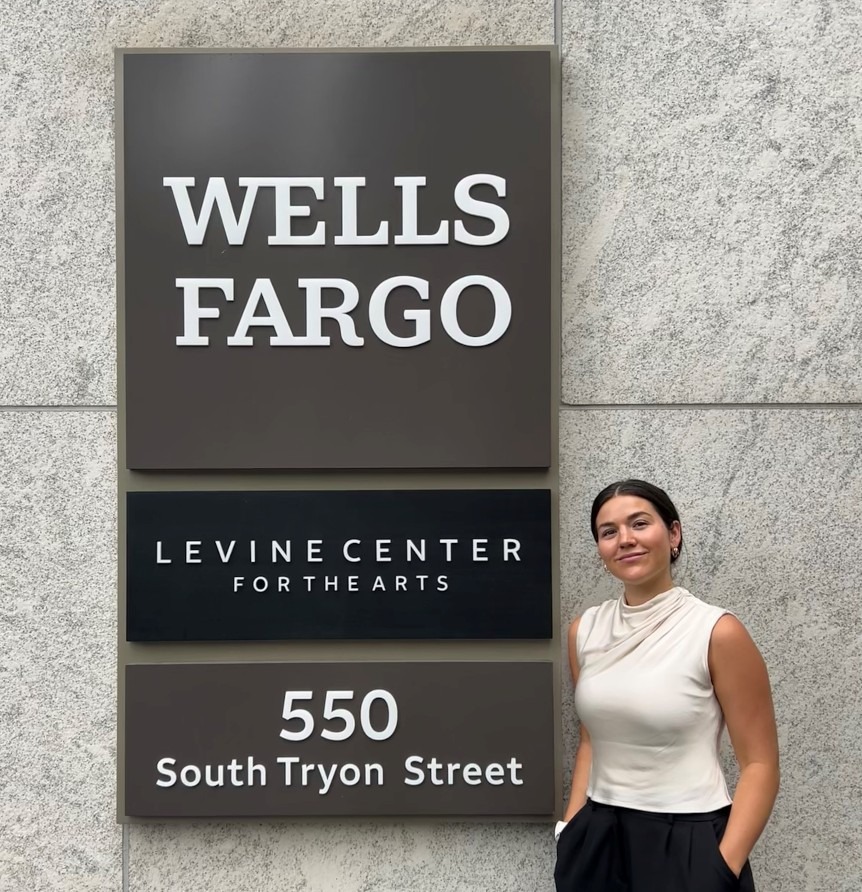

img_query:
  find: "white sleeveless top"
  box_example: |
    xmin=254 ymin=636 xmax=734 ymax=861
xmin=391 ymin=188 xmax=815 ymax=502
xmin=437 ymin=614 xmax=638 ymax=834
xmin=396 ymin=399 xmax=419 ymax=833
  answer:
xmin=574 ymin=586 xmax=732 ymax=812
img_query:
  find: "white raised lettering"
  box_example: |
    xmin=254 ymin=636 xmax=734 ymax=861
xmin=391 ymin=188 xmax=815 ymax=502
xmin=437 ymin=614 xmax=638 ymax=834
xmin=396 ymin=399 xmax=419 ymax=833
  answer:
xmin=503 ymin=539 xmax=521 ymax=561
xmin=271 ymin=541 xmax=291 ymax=563
xmin=156 ymin=757 xmax=177 ymax=787
xmin=334 ymin=177 xmax=389 ymax=245
xmin=216 ymin=540 xmax=236 ymax=563
xmin=227 ymin=278 xmax=306 ymax=347
xmin=394 ymin=176 xmax=448 ymax=244
xmin=175 ymin=277 xmax=233 ymax=346
xmin=454 ymin=174 xmax=509 ymax=246
xmin=164 ymin=177 xmax=259 ymax=245
xmin=299 ymin=278 xmax=364 ymax=347
xmin=440 ymin=276 xmax=511 ymax=347
xmin=368 ymin=276 xmax=431 ymax=347
xmin=406 ymin=539 xmax=426 ymax=562
xmin=241 ymin=177 xmax=325 ymax=246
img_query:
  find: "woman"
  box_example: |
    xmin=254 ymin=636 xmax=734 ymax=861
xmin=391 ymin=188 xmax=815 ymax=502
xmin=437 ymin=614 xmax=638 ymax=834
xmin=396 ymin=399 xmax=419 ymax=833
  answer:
xmin=555 ymin=479 xmax=779 ymax=892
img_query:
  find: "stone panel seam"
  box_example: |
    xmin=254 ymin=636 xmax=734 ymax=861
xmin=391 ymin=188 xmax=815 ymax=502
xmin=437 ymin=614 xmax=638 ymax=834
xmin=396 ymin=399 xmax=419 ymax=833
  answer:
xmin=123 ymin=823 xmax=129 ymax=892
xmin=3 ymin=404 xmax=861 ymax=412
xmin=0 ymin=405 xmax=117 ymax=411
xmin=560 ymin=403 xmax=862 ymax=411
xmin=554 ymin=0 xmax=561 ymax=45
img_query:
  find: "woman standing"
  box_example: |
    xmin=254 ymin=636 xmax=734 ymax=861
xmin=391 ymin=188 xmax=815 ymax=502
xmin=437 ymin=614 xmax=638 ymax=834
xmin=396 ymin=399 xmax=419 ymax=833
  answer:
xmin=555 ymin=480 xmax=779 ymax=892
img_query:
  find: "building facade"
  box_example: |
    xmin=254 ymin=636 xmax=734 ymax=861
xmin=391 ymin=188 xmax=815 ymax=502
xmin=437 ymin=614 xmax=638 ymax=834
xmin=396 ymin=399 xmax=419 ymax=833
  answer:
xmin=2 ymin=0 xmax=860 ymax=889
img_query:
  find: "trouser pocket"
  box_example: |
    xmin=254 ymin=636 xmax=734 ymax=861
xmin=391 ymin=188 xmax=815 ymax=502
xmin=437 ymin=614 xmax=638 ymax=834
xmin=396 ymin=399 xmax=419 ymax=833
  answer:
xmin=554 ymin=803 xmax=625 ymax=892
xmin=707 ymin=814 xmax=743 ymax=890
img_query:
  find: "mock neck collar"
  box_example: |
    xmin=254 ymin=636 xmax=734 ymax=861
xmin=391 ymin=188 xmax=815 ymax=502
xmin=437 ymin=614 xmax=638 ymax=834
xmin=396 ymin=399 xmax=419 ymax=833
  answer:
xmin=618 ymin=586 xmax=689 ymax=624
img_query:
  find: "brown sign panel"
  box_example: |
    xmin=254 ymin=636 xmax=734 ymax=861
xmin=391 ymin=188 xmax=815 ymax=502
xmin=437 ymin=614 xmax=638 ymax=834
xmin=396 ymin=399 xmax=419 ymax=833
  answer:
xmin=124 ymin=662 xmax=554 ymax=817
xmin=120 ymin=50 xmax=552 ymax=469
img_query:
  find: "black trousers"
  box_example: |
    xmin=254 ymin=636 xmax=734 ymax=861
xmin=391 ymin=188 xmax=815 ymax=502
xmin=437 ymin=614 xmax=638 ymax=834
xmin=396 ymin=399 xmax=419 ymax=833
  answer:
xmin=554 ymin=800 xmax=756 ymax=892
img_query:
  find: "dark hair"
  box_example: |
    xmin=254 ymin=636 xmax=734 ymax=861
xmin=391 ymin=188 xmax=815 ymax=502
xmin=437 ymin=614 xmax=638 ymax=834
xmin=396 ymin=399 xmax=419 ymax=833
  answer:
xmin=590 ymin=479 xmax=683 ymax=562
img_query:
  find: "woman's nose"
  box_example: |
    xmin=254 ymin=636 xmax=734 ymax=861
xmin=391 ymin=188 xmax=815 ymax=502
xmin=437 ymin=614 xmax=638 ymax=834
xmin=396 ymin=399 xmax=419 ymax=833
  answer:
xmin=619 ymin=526 xmax=636 ymax=545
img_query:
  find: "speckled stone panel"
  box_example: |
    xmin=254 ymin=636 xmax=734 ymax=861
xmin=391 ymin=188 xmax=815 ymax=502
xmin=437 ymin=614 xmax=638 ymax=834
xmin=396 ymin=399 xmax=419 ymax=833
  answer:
xmin=561 ymin=0 xmax=862 ymax=404
xmin=0 ymin=411 xmax=119 ymax=891
xmin=0 ymin=0 xmax=554 ymax=406
xmin=129 ymin=820 xmax=555 ymax=892
xmin=559 ymin=407 xmax=862 ymax=892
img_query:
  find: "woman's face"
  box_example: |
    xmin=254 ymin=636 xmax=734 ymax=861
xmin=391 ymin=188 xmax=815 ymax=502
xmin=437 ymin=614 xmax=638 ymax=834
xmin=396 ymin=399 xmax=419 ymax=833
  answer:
xmin=594 ymin=495 xmax=681 ymax=588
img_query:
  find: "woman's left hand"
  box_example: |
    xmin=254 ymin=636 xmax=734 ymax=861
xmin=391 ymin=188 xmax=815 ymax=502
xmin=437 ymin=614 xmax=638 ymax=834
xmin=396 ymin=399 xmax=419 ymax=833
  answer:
xmin=718 ymin=843 xmax=743 ymax=878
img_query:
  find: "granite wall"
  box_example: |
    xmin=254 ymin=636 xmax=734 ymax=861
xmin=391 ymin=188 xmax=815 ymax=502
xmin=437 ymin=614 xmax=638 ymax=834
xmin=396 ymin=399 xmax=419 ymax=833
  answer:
xmin=1 ymin=0 xmax=859 ymax=889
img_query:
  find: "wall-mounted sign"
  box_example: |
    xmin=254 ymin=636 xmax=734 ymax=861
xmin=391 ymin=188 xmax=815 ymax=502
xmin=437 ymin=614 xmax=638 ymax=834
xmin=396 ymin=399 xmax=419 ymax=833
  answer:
xmin=116 ymin=47 xmax=561 ymax=823
xmin=121 ymin=50 xmax=552 ymax=469
xmin=125 ymin=661 xmax=554 ymax=817
xmin=126 ymin=489 xmax=552 ymax=641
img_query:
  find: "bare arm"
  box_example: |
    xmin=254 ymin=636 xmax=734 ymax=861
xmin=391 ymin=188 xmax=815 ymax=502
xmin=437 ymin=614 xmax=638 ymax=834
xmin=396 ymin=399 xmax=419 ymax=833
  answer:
xmin=709 ymin=614 xmax=780 ymax=876
xmin=562 ymin=617 xmax=592 ymax=820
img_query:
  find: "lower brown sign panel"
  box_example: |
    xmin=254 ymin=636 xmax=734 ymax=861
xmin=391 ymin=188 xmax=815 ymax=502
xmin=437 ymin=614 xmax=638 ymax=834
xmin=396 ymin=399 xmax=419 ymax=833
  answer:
xmin=125 ymin=662 xmax=554 ymax=817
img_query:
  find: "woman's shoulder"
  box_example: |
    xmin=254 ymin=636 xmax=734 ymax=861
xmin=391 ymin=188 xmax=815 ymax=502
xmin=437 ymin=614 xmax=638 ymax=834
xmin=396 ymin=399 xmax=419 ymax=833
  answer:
xmin=569 ymin=596 xmax=618 ymax=636
xmin=567 ymin=597 xmax=618 ymax=668
xmin=681 ymin=592 xmax=746 ymax=647
xmin=685 ymin=591 xmax=735 ymax=622
xmin=581 ymin=596 xmax=619 ymax=621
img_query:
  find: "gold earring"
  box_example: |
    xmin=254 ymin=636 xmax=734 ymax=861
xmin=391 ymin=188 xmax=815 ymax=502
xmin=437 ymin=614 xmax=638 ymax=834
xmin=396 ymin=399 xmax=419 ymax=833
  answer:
xmin=671 ymin=546 xmax=680 ymax=559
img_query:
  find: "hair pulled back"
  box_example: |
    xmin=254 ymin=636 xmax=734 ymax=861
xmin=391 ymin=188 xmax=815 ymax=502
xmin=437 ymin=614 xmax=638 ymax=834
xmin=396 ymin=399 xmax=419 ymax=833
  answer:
xmin=590 ymin=479 xmax=683 ymax=562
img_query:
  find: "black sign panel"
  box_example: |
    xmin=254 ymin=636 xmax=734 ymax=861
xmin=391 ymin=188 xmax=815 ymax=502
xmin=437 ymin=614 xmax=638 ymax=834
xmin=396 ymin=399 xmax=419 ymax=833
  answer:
xmin=121 ymin=50 xmax=552 ymax=470
xmin=126 ymin=489 xmax=551 ymax=641
xmin=124 ymin=661 xmax=554 ymax=817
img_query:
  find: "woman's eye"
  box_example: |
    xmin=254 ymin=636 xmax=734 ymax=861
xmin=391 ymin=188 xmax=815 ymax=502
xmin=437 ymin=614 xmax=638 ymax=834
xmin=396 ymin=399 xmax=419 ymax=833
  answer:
xmin=600 ymin=529 xmax=615 ymax=538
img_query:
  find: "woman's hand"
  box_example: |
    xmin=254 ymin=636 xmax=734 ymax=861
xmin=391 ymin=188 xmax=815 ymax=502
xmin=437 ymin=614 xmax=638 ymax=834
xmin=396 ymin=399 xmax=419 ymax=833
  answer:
xmin=718 ymin=842 xmax=744 ymax=878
